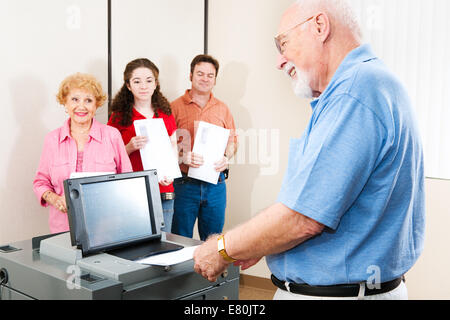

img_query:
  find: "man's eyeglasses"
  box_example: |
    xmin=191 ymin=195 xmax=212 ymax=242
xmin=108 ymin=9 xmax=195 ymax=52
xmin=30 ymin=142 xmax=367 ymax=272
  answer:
xmin=274 ymin=16 xmax=314 ymax=54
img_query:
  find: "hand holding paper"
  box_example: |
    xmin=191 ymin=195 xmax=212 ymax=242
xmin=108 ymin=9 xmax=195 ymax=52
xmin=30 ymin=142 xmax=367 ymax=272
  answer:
xmin=134 ymin=119 xmax=181 ymax=181
xmin=214 ymin=156 xmax=229 ymax=172
xmin=184 ymin=152 xmax=204 ymax=168
xmin=126 ymin=135 xmax=148 ymax=154
xmin=188 ymin=121 xmax=230 ymax=184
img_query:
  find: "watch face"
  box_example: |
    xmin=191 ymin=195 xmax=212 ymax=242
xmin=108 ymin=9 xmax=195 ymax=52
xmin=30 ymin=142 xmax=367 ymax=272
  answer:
xmin=218 ymin=237 xmax=225 ymax=251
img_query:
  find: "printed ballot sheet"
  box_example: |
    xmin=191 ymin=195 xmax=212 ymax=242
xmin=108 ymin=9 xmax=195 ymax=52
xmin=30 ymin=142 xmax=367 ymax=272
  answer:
xmin=188 ymin=121 xmax=230 ymax=184
xmin=136 ymin=245 xmax=199 ymax=266
xmin=134 ymin=119 xmax=181 ymax=180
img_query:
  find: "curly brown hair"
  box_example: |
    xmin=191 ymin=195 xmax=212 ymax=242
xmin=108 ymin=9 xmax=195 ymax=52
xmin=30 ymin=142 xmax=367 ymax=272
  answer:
xmin=110 ymin=58 xmax=172 ymax=127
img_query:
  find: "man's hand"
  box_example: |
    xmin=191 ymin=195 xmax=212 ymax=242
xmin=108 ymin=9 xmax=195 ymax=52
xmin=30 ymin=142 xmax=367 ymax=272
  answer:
xmin=183 ymin=152 xmax=204 ymax=168
xmin=214 ymin=156 xmax=229 ymax=172
xmin=193 ymin=235 xmax=230 ymax=282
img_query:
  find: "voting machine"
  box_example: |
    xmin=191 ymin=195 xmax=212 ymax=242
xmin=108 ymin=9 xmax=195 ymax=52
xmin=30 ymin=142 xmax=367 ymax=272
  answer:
xmin=0 ymin=170 xmax=239 ymax=300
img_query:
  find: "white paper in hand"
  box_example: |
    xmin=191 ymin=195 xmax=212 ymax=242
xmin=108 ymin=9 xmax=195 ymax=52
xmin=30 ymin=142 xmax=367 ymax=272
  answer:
xmin=188 ymin=121 xmax=230 ymax=184
xmin=134 ymin=118 xmax=181 ymax=180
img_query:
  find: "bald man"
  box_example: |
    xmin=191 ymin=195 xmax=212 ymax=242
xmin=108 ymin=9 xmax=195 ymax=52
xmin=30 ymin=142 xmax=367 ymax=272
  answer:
xmin=193 ymin=0 xmax=425 ymax=300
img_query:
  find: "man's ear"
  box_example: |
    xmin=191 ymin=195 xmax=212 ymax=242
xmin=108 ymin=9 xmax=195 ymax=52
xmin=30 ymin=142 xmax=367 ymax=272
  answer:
xmin=313 ymin=12 xmax=331 ymax=43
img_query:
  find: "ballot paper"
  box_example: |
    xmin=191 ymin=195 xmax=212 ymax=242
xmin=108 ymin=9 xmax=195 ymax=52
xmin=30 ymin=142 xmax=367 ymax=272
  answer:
xmin=188 ymin=121 xmax=230 ymax=184
xmin=136 ymin=245 xmax=199 ymax=266
xmin=134 ymin=118 xmax=182 ymax=181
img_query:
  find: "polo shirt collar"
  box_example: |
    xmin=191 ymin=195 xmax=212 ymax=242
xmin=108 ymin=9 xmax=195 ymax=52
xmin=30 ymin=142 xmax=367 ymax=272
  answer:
xmin=311 ymin=43 xmax=377 ymax=109
xmin=182 ymin=89 xmax=219 ymax=107
xmin=335 ymin=43 xmax=377 ymax=73
xmin=59 ymin=118 xmax=102 ymax=143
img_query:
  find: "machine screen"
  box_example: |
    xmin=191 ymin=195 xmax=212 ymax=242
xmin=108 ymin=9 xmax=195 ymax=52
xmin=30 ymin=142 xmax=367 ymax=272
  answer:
xmin=81 ymin=177 xmax=154 ymax=249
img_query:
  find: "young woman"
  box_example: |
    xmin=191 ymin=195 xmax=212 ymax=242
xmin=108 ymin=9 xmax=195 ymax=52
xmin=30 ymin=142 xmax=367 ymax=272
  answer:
xmin=108 ymin=58 xmax=178 ymax=233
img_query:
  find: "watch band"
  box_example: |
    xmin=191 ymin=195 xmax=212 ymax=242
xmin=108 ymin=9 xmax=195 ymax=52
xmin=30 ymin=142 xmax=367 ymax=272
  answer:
xmin=217 ymin=234 xmax=236 ymax=263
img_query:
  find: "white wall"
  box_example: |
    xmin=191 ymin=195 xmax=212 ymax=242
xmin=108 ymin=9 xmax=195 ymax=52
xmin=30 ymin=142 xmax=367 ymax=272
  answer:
xmin=348 ymin=0 xmax=450 ymax=180
xmin=111 ymin=0 xmax=204 ymax=102
xmin=0 ymin=0 xmax=204 ymax=245
xmin=405 ymin=178 xmax=450 ymax=299
xmin=0 ymin=0 xmax=108 ymax=244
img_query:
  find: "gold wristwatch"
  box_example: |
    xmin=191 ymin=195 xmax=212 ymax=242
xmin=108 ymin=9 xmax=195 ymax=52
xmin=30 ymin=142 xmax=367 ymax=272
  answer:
xmin=217 ymin=234 xmax=236 ymax=263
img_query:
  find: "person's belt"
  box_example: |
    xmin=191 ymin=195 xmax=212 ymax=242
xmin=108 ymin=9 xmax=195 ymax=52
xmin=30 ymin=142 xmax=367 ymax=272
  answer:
xmin=161 ymin=192 xmax=175 ymax=201
xmin=180 ymin=169 xmax=228 ymax=183
xmin=271 ymin=274 xmax=403 ymax=297
xmin=179 ymin=174 xmax=201 ymax=184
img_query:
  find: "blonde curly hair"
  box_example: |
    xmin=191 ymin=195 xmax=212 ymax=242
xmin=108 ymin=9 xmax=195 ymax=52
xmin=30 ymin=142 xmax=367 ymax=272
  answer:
xmin=56 ymin=73 xmax=107 ymax=107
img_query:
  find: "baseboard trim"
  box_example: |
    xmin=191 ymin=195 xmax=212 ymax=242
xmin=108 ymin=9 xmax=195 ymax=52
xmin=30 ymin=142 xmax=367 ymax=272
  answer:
xmin=239 ymin=274 xmax=276 ymax=292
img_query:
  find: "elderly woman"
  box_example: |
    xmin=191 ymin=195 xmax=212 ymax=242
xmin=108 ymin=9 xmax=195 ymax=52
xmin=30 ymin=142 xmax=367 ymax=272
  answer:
xmin=33 ymin=73 xmax=132 ymax=234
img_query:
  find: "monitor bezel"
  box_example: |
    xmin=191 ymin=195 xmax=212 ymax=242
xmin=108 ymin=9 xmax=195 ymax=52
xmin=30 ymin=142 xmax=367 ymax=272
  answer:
xmin=63 ymin=170 xmax=163 ymax=256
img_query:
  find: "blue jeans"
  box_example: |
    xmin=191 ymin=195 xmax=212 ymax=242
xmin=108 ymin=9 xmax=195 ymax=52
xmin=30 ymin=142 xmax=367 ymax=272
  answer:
xmin=172 ymin=173 xmax=226 ymax=241
xmin=161 ymin=199 xmax=174 ymax=233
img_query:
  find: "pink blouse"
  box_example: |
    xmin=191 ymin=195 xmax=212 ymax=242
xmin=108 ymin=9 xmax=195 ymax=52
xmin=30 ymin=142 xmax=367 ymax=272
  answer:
xmin=76 ymin=151 xmax=84 ymax=172
xmin=33 ymin=118 xmax=132 ymax=233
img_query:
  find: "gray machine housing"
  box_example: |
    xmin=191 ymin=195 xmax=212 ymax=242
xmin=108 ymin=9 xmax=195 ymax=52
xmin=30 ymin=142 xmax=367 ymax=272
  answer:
xmin=0 ymin=232 xmax=239 ymax=300
xmin=0 ymin=170 xmax=239 ymax=299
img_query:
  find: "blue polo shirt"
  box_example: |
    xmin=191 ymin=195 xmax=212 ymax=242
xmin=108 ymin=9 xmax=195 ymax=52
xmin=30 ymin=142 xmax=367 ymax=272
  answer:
xmin=266 ymin=44 xmax=425 ymax=286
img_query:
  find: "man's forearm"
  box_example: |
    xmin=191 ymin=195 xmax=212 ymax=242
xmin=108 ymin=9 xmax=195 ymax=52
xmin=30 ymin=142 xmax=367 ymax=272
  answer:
xmin=225 ymin=141 xmax=238 ymax=160
xmin=224 ymin=203 xmax=324 ymax=261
